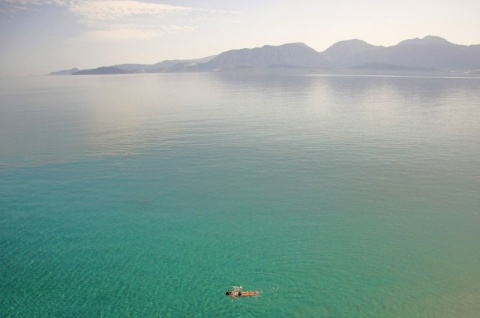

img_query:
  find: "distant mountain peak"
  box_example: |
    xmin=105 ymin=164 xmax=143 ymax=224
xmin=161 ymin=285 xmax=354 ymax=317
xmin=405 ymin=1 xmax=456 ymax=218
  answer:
xmin=321 ymin=39 xmax=380 ymax=66
xmin=257 ymin=42 xmax=309 ymax=50
xmin=202 ymin=42 xmax=329 ymax=70
xmin=397 ymin=35 xmax=454 ymax=46
xmin=280 ymin=42 xmax=309 ymax=47
xmin=324 ymin=39 xmax=379 ymax=52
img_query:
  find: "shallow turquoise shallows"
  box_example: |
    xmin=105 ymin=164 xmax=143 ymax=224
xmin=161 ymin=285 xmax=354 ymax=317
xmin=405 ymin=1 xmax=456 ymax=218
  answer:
xmin=1 ymin=73 xmax=479 ymax=317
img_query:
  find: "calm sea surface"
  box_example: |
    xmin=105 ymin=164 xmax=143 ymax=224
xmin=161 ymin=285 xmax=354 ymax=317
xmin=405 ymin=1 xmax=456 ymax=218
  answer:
xmin=1 ymin=73 xmax=479 ymax=317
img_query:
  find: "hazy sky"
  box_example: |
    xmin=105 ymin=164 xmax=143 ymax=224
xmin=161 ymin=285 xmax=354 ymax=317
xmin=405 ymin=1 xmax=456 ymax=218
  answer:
xmin=1 ymin=0 xmax=479 ymax=76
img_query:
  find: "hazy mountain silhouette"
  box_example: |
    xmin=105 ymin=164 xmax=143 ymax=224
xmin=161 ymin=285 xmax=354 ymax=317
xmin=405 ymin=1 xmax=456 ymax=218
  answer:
xmin=52 ymin=36 xmax=480 ymax=75
xmin=50 ymin=68 xmax=79 ymax=75
xmin=396 ymin=35 xmax=455 ymax=46
xmin=321 ymin=39 xmax=381 ymax=67
xmin=195 ymin=43 xmax=329 ymax=71
xmin=73 ymin=67 xmax=134 ymax=75
xmin=108 ymin=56 xmax=215 ymax=73
xmin=345 ymin=36 xmax=480 ymax=71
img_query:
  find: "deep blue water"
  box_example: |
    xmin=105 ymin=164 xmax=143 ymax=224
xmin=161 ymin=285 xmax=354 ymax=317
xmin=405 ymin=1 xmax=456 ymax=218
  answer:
xmin=1 ymin=73 xmax=479 ymax=317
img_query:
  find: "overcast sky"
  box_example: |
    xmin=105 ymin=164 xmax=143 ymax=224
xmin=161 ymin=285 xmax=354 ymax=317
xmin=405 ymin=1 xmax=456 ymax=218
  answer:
xmin=1 ymin=0 xmax=479 ymax=76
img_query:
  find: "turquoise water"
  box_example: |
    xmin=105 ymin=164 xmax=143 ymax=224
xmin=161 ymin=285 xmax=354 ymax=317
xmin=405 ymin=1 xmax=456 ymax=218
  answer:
xmin=1 ymin=73 xmax=479 ymax=317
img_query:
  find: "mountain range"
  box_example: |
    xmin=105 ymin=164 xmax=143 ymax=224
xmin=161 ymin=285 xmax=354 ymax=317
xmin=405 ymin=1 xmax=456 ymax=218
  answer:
xmin=51 ymin=36 xmax=480 ymax=75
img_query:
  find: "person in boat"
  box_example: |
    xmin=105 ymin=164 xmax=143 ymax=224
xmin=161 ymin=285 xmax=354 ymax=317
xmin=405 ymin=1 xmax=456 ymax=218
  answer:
xmin=226 ymin=286 xmax=260 ymax=299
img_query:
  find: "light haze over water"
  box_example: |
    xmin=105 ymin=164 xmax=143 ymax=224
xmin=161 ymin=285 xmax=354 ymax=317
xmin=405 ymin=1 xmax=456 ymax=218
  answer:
xmin=1 ymin=73 xmax=479 ymax=316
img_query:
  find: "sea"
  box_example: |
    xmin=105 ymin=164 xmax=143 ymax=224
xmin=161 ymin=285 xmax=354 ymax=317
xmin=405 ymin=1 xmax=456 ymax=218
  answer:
xmin=1 ymin=73 xmax=479 ymax=317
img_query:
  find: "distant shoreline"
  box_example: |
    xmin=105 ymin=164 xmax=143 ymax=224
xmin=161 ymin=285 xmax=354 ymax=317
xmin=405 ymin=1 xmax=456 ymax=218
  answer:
xmin=50 ymin=36 xmax=480 ymax=77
